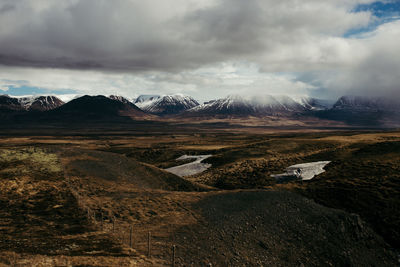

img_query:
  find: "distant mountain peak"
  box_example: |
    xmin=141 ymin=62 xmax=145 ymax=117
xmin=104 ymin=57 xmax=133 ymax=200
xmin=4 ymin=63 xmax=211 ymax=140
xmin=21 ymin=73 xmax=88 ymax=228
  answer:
xmin=18 ymin=95 xmax=65 ymax=111
xmin=0 ymin=95 xmax=64 ymax=112
xmin=135 ymin=94 xmax=199 ymax=115
xmin=108 ymin=95 xmax=132 ymax=104
xmin=0 ymin=94 xmax=24 ymax=111
xmin=134 ymin=95 xmax=161 ymax=104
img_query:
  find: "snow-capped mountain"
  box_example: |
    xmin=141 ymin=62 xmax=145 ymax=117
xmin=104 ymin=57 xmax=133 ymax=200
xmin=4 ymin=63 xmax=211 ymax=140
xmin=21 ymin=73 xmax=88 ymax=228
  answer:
xmin=0 ymin=95 xmax=64 ymax=111
xmin=18 ymin=96 xmax=65 ymax=111
xmin=296 ymin=97 xmax=333 ymax=111
xmin=187 ymin=94 xmax=323 ymax=116
xmin=0 ymin=95 xmax=24 ymax=111
xmin=189 ymin=95 xmax=253 ymax=115
xmin=135 ymin=94 xmax=199 ymax=115
xmin=134 ymin=95 xmax=161 ymax=104
xmin=252 ymin=95 xmax=307 ymax=114
xmin=1 ymin=93 xmax=398 ymax=126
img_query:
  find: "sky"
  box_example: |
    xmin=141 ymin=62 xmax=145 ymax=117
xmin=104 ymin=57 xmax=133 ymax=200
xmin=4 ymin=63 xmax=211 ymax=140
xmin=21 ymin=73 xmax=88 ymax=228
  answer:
xmin=0 ymin=0 xmax=399 ymax=102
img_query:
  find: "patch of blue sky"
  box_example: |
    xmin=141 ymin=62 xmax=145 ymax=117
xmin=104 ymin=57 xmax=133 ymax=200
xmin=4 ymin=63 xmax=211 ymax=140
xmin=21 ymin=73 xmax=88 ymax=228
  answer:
xmin=3 ymin=85 xmax=76 ymax=96
xmin=354 ymin=1 xmax=400 ymax=18
xmin=344 ymin=0 xmax=400 ymax=37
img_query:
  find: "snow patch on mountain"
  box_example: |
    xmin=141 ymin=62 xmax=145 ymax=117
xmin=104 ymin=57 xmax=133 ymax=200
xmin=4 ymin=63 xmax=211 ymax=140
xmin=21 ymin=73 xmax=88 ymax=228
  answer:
xmin=296 ymin=96 xmax=334 ymax=110
xmin=17 ymin=95 xmax=64 ymax=111
xmin=134 ymin=95 xmax=161 ymax=107
xmin=188 ymin=94 xmax=331 ymax=115
xmin=135 ymin=94 xmax=199 ymax=115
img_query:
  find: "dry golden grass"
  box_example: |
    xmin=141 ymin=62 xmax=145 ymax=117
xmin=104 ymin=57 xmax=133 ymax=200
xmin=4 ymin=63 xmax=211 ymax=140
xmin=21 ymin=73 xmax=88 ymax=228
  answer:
xmin=0 ymin=251 xmax=160 ymax=266
xmin=317 ymin=132 xmax=400 ymax=143
xmin=1 ymin=130 xmax=399 ymax=265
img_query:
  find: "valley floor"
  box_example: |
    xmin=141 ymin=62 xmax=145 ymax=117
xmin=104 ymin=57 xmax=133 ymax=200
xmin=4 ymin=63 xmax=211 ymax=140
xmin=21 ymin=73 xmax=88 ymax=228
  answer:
xmin=0 ymin=126 xmax=399 ymax=266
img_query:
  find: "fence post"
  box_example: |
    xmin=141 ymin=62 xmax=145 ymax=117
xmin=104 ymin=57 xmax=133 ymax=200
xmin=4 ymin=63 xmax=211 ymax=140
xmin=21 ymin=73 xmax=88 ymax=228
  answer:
xmin=112 ymin=217 xmax=115 ymax=233
xmin=100 ymin=212 xmax=103 ymax=231
xmin=172 ymin=245 xmax=176 ymax=267
xmin=129 ymin=225 xmax=133 ymax=248
xmin=148 ymin=231 xmax=151 ymax=257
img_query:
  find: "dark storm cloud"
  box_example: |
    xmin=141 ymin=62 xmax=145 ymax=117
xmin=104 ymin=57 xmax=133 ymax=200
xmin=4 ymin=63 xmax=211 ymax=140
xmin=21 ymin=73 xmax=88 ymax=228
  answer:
xmin=0 ymin=0 xmax=186 ymax=71
xmin=0 ymin=3 xmax=15 ymax=14
xmin=0 ymin=0 xmax=373 ymax=72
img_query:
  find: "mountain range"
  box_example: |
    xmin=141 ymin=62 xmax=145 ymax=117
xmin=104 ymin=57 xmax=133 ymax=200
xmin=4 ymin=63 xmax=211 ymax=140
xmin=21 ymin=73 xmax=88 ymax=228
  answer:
xmin=0 ymin=93 xmax=398 ymax=127
xmin=186 ymin=95 xmax=330 ymax=117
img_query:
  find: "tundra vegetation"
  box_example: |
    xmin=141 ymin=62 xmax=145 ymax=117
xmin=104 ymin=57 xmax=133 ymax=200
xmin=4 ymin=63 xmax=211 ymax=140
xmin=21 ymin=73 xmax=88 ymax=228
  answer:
xmin=0 ymin=128 xmax=399 ymax=266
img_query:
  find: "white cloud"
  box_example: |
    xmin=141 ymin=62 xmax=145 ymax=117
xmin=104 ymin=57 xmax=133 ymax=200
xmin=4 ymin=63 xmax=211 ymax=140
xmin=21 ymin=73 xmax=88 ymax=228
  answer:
xmin=0 ymin=0 xmax=376 ymax=72
xmin=305 ymin=20 xmax=400 ymax=99
xmin=0 ymin=62 xmax=314 ymax=102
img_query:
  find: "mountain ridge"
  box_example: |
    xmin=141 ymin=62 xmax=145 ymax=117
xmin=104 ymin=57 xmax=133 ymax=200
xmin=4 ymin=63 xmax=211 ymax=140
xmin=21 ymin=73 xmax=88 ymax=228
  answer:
xmin=0 ymin=93 xmax=398 ymax=126
xmin=185 ymin=94 xmax=330 ymax=117
xmin=135 ymin=94 xmax=200 ymax=115
xmin=0 ymin=95 xmax=64 ymax=111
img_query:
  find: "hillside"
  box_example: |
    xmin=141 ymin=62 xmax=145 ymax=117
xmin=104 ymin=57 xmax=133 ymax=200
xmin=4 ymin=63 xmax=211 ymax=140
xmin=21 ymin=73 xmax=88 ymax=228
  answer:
xmin=0 ymin=142 xmax=397 ymax=266
xmin=59 ymin=148 xmax=209 ymax=192
xmin=174 ymin=190 xmax=396 ymax=266
xmin=45 ymin=95 xmax=152 ymax=122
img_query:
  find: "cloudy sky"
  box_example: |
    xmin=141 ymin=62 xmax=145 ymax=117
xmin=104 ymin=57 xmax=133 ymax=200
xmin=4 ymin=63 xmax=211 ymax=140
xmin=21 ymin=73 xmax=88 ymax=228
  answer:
xmin=0 ymin=0 xmax=399 ymax=102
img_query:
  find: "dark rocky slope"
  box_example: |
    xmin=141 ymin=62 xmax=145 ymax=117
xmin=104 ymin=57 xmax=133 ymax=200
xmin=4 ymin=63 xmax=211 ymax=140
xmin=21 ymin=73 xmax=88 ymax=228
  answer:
xmin=173 ymin=190 xmax=397 ymax=266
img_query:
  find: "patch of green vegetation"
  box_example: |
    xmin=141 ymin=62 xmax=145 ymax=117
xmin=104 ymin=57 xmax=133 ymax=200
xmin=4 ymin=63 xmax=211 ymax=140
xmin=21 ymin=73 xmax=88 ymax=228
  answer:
xmin=0 ymin=147 xmax=63 ymax=180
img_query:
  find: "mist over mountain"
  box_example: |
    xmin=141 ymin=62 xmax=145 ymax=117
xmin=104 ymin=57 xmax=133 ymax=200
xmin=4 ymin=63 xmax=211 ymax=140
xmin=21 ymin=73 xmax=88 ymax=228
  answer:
xmin=186 ymin=94 xmax=331 ymax=117
xmin=134 ymin=95 xmax=161 ymax=104
xmin=332 ymin=96 xmax=398 ymax=111
xmin=314 ymin=95 xmax=400 ymax=126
